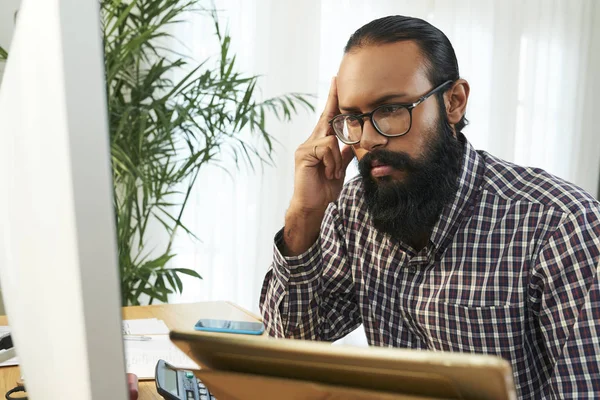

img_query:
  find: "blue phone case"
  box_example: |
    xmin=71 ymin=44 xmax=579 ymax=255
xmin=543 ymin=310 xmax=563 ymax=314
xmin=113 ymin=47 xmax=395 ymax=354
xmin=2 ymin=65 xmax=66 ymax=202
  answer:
xmin=194 ymin=320 xmax=265 ymax=335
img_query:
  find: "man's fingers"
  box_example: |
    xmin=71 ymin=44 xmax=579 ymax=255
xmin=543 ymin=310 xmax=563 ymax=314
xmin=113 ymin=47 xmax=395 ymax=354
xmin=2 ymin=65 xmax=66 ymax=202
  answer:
xmin=308 ymin=136 xmax=347 ymax=180
xmin=341 ymin=145 xmax=355 ymax=171
xmin=323 ymin=76 xmax=340 ymax=119
xmin=330 ymin=141 xmax=343 ymax=179
xmin=311 ymin=77 xmax=340 ymax=140
xmin=320 ymin=146 xmax=336 ymax=180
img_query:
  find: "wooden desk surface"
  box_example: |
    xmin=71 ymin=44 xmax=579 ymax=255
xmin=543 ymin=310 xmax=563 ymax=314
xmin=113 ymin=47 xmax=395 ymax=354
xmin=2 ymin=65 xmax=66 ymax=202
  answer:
xmin=0 ymin=301 xmax=262 ymax=400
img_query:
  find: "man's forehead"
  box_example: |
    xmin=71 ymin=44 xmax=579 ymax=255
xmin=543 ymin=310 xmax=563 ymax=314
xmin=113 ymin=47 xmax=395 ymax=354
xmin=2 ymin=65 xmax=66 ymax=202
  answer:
xmin=337 ymin=41 xmax=431 ymax=109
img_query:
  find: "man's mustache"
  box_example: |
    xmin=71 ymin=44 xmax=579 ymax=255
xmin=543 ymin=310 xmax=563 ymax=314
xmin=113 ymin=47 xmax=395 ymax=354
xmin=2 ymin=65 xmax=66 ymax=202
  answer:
xmin=358 ymin=149 xmax=420 ymax=176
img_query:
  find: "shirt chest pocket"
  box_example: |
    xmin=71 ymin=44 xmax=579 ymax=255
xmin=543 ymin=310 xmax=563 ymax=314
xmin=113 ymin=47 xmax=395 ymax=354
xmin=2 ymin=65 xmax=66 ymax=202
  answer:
xmin=414 ymin=301 xmax=525 ymax=360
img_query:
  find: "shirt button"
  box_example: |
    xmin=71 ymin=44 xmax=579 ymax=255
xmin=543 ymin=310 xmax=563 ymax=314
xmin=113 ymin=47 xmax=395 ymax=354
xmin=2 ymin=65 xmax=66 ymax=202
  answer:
xmin=408 ymin=266 xmax=416 ymax=274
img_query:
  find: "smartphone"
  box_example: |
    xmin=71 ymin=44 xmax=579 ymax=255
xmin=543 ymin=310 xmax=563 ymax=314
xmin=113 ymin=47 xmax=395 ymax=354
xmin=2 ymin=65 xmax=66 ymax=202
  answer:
xmin=194 ymin=319 xmax=265 ymax=335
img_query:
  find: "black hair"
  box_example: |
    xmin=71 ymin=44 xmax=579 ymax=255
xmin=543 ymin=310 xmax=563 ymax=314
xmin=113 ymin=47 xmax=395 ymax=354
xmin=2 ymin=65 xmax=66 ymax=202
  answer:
xmin=345 ymin=15 xmax=467 ymax=132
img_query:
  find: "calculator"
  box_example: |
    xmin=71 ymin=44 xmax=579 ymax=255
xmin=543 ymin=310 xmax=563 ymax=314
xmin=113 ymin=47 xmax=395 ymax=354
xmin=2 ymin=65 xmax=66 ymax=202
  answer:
xmin=155 ymin=359 xmax=216 ymax=400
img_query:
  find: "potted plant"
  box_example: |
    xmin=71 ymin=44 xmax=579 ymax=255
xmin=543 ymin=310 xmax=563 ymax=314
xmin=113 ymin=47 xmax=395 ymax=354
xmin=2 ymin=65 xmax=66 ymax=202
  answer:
xmin=101 ymin=0 xmax=313 ymax=305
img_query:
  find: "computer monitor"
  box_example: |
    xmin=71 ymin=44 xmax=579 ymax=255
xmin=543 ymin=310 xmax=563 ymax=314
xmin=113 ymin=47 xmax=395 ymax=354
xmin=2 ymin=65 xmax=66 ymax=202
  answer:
xmin=0 ymin=0 xmax=128 ymax=399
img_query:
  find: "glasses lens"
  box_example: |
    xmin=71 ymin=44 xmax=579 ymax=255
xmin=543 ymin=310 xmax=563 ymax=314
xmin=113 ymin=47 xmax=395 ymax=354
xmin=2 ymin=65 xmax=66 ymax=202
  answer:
xmin=332 ymin=116 xmax=362 ymax=143
xmin=373 ymin=105 xmax=411 ymax=135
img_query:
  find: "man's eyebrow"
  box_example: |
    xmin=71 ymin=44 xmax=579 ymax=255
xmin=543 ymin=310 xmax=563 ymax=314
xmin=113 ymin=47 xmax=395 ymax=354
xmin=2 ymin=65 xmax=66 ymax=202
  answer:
xmin=339 ymin=93 xmax=409 ymax=112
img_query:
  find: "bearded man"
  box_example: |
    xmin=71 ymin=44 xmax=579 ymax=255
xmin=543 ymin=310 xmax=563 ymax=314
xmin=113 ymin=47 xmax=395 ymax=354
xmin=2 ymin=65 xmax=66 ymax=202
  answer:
xmin=260 ymin=15 xmax=600 ymax=400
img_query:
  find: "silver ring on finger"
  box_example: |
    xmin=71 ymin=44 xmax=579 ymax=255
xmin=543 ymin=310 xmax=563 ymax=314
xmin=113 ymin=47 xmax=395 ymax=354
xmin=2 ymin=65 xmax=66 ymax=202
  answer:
xmin=313 ymin=145 xmax=318 ymax=158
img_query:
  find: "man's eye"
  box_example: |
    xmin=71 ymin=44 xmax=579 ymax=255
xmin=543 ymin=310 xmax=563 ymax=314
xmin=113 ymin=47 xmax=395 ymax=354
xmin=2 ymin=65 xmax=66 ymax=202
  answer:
xmin=345 ymin=117 xmax=362 ymax=126
xmin=379 ymin=105 xmax=402 ymax=114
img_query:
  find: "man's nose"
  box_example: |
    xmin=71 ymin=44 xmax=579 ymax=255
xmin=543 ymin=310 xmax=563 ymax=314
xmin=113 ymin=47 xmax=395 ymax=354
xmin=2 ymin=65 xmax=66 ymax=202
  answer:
xmin=360 ymin=119 xmax=387 ymax=151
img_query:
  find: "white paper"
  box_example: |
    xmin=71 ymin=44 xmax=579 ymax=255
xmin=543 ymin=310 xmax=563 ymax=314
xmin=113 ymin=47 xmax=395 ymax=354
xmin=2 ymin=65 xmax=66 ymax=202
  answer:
xmin=124 ymin=335 xmax=199 ymax=380
xmin=122 ymin=318 xmax=169 ymax=335
xmin=0 ymin=320 xmax=182 ymax=371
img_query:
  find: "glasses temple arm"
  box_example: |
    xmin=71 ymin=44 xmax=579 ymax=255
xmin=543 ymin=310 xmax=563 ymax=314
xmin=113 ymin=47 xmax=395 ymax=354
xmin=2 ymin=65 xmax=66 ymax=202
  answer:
xmin=417 ymin=80 xmax=454 ymax=103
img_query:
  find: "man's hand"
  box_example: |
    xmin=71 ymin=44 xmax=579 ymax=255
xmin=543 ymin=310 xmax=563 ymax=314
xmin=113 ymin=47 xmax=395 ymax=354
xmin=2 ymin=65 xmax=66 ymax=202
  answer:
xmin=127 ymin=373 xmax=138 ymax=400
xmin=283 ymin=77 xmax=354 ymax=256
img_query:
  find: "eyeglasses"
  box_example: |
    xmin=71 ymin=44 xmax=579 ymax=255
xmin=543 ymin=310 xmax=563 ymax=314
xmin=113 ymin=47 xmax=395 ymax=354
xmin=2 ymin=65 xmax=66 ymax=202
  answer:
xmin=329 ymin=80 xmax=453 ymax=145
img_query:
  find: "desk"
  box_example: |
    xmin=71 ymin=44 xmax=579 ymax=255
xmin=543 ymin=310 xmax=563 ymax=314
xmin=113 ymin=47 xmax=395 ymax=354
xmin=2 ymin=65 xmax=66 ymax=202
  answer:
xmin=0 ymin=301 xmax=262 ymax=400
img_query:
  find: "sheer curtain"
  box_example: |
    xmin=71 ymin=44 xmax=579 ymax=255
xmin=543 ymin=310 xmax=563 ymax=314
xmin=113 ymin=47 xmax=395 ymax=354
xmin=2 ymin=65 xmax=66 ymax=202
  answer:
xmin=169 ymin=0 xmax=323 ymax=312
xmin=168 ymin=0 xmax=600 ymax=318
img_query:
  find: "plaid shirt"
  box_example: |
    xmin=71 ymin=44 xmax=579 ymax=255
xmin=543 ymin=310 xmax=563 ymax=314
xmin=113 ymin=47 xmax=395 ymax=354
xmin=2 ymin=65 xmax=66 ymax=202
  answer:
xmin=260 ymin=138 xmax=600 ymax=399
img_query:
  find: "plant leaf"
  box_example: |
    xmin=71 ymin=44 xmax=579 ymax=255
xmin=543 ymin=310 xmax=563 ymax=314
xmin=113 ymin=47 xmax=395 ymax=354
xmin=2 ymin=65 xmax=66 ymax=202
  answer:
xmin=104 ymin=0 xmax=314 ymax=306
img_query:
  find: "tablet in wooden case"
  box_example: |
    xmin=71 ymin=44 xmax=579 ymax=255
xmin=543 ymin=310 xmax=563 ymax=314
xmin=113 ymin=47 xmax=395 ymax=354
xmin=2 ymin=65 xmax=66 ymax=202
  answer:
xmin=170 ymin=330 xmax=517 ymax=400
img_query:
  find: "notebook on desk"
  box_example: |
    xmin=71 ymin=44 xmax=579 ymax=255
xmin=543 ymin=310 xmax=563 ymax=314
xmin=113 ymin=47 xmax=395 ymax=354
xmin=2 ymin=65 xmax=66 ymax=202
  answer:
xmin=122 ymin=318 xmax=197 ymax=379
xmin=125 ymin=335 xmax=199 ymax=380
xmin=169 ymin=330 xmax=517 ymax=400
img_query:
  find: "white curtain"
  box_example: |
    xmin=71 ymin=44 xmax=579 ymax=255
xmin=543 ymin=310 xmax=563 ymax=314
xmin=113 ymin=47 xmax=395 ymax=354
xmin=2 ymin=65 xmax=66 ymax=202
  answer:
xmin=169 ymin=0 xmax=323 ymax=312
xmin=168 ymin=0 xmax=600 ymax=316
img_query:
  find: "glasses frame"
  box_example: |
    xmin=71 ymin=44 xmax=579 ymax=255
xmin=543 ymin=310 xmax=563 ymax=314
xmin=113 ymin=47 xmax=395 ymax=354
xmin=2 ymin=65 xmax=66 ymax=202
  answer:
xmin=329 ymin=80 xmax=453 ymax=145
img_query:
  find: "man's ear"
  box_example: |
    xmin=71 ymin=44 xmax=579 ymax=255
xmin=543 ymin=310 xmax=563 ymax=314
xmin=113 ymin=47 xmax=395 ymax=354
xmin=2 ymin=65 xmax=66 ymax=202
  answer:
xmin=444 ymin=79 xmax=470 ymax=127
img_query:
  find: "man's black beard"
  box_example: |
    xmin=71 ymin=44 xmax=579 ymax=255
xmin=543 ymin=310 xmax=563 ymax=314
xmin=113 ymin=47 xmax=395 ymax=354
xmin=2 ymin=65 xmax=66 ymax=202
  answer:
xmin=358 ymin=114 xmax=464 ymax=247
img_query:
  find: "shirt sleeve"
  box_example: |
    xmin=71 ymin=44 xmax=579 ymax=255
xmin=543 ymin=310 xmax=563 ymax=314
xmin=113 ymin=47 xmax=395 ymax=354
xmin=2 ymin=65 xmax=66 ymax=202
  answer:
xmin=529 ymin=204 xmax=600 ymax=398
xmin=259 ymin=202 xmax=362 ymax=341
